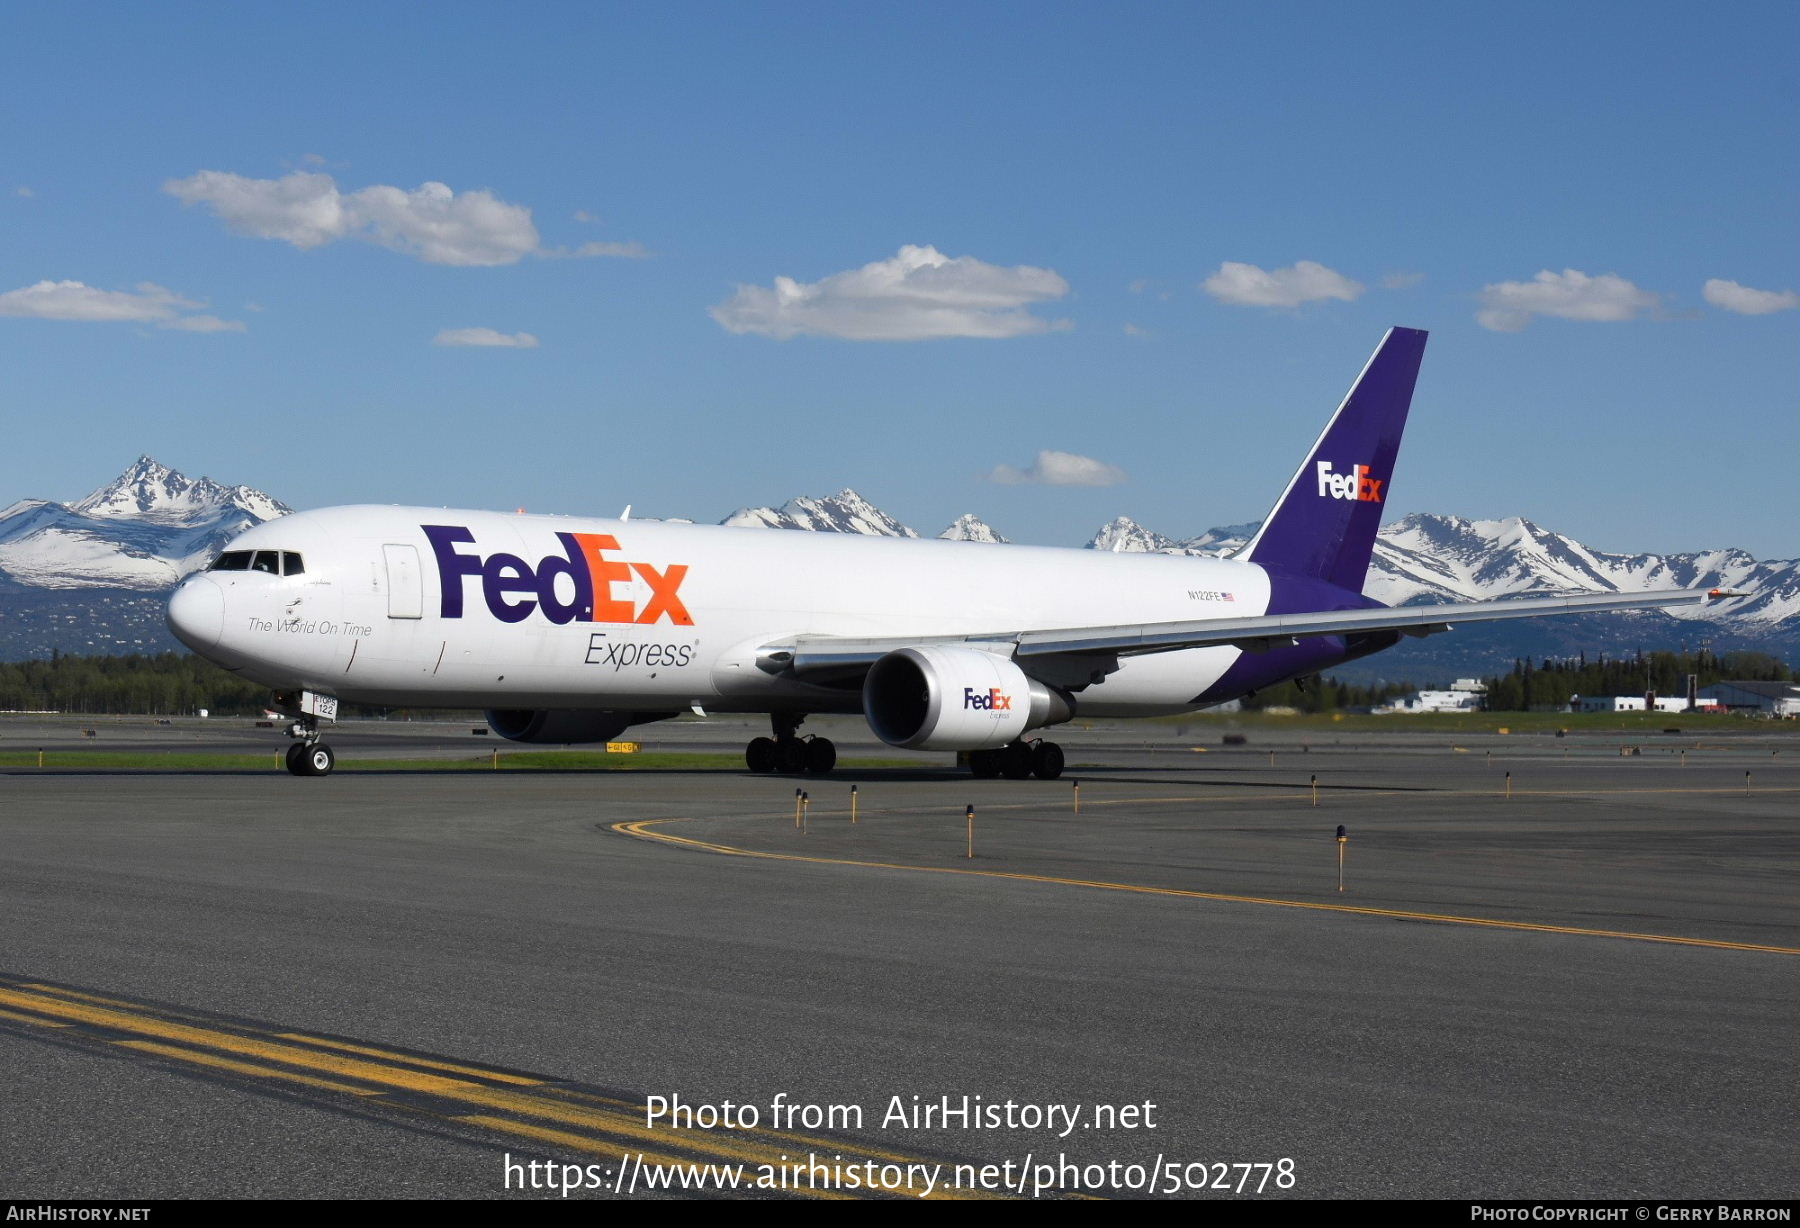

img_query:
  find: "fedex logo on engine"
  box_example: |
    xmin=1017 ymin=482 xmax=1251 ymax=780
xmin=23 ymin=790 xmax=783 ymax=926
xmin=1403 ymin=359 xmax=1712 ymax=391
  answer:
xmin=423 ymin=525 xmax=692 ymax=626
xmin=964 ymin=687 xmax=1013 ymax=711
xmin=1315 ymin=461 xmax=1384 ymax=503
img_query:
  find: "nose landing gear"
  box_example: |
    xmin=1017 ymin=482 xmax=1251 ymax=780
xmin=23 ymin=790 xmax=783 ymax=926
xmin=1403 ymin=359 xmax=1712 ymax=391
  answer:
xmin=270 ymin=691 xmax=340 ymax=776
xmin=282 ymin=714 xmax=337 ymax=776
xmin=284 ymin=739 xmax=336 ymax=776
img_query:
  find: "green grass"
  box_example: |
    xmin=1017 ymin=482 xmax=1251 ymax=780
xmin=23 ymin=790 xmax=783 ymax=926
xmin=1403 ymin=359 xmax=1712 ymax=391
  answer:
xmin=1 ymin=751 xmax=293 ymax=770
xmin=0 ymin=749 xmax=926 ymax=771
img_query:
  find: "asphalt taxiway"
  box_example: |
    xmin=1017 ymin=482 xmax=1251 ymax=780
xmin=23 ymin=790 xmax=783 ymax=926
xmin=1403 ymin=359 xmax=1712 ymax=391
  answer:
xmin=2 ymin=715 xmax=1796 ymax=1199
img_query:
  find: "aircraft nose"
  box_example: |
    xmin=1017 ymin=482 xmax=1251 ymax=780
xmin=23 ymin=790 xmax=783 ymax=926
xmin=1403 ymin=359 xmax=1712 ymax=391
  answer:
xmin=167 ymin=575 xmax=225 ymax=650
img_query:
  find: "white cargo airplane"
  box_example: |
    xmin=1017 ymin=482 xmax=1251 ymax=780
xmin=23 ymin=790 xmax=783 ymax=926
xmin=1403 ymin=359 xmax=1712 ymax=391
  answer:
xmin=167 ymin=327 xmax=1719 ymax=777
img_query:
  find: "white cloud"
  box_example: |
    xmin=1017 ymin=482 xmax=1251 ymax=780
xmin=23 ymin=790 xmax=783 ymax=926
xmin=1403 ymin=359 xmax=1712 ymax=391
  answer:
xmin=1122 ymin=322 xmax=1151 ymax=338
xmin=433 ymin=327 xmax=540 ymax=348
xmin=164 ymin=169 xmax=613 ymax=267
xmin=0 ymin=280 xmax=190 ymax=321
xmin=1202 ymin=260 xmax=1364 ymax=308
xmin=709 ymin=244 xmax=1072 ymax=341
xmin=988 ymin=449 xmax=1127 ymax=487
xmin=162 ymin=314 xmax=246 ymax=333
xmin=574 ymin=209 xmax=601 ymax=223
xmin=1475 ymin=268 xmax=1660 ymax=332
xmin=1702 ymin=278 xmax=1799 ymax=316
xmin=348 ymin=181 xmax=539 ymax=265
xmin=543 ymin=239 xmax=650 ymax=260
xmin=1381 ymin=271 xmax=1425 ymax=290
xmin=166 ymin=170 xmax=355 ymax=249
xmin=0 ymin=279 xmax=241 ymax=332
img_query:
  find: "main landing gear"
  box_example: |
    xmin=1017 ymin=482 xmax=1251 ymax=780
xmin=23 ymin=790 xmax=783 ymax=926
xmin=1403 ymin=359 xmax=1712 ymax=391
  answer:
xmin=745 ymin=713 xmax=837 ymax=775
xmin=968 ymin=738 xmax=1064 ymax=781
xmin=284 ymin=716 xmax=336 ymax=777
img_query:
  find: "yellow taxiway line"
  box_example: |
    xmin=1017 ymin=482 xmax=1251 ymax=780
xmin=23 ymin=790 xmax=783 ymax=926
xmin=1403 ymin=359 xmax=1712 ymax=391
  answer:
xmin=0 ymin=977 xmax=1015 ymax=1199
xmin=614 ymin=818 xmax=1800 ymax=957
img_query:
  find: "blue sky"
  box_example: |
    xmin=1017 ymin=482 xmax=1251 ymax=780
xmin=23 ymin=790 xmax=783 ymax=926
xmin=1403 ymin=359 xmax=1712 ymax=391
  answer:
xmin=4 ymin=1 xmax=1795 ymax=557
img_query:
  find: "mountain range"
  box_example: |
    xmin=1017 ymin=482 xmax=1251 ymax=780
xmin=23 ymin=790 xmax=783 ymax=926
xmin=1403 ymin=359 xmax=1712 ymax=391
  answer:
xmin=1 ymin=461 xmax=1792 ymax=676
xmin=0 ymin=457 xmax=288 ymax=591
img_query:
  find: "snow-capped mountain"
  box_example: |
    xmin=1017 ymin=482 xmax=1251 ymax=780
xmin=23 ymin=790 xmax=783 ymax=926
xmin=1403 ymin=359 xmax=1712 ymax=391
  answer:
xmin=0 ymin=457 xmax=289 ymax=591
xmin=1367 ymin=513 xmax=1799 ymax=627
xmin=1087 ymin=516 xmax=1180 ymax=554
xmin=71 ymin=456 xmax=286 ymax=524
xmin=1079 ymin=510 xmax=1796 ymax=629
xmin=722 ymin=488 xmax=918 ymax=537
xmin=1085 ymin=517 xmax=1256 ymax=557
xmin=938 ymin=514 xmax=1008 ymax=544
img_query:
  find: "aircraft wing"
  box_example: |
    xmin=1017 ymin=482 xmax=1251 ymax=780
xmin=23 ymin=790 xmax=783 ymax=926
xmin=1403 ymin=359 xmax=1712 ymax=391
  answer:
xmin=773 ymin=588 xmax=1724 ymax=682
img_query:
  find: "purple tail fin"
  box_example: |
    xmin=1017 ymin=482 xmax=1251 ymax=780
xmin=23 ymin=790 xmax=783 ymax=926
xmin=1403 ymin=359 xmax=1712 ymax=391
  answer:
xmin=1241 ymin=327 xmax=1427 ymax=593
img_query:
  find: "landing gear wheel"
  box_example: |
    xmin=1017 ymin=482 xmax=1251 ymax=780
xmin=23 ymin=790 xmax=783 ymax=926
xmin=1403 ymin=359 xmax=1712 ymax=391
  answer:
xmin=297 ymin=743 xmax=335 ymax=776
xmin=803 ymin=737 xmax=837 ymax=775
xmin=1000 ymin=742 xmax=1034 ymax=780
xmin=746 ymin=737 xmax=777 ymax=773
xmin=775 ymin=737 xmax=808 ymax=773
xmin=1031 ymin=740 xmax=1065 ymax=780
xmin=968 ymin=749 xmax=1002 ymax=778
xmin=284 ymin=743 xmax=307 ymax=775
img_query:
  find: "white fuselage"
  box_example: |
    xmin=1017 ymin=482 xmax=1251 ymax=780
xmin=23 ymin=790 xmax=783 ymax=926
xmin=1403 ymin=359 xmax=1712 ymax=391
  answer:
xmin=170 ymin=505 xmax=1271 ymax=717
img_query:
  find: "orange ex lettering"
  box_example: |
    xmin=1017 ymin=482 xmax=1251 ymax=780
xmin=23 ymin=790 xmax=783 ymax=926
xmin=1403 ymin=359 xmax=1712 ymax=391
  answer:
xmin=632 ymin=562 xmax=693 ymax=626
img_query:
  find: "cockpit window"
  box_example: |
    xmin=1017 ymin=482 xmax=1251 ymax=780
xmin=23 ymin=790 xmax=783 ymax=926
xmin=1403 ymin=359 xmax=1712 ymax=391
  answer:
xmin=209 ymin=549 xmax=304 ymax=575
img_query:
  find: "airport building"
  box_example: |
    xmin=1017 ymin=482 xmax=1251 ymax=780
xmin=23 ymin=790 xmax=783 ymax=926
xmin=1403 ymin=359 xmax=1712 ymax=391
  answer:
xmin=1698 ymin=680 xmax=1800 ymax=717
xmin=1571 ymin=694 xmax=1720 ymax=714
xmin=1567 ymin=681 xmax=1800 ymax=717
xmin=1379 ymin=679 xmax=1486 ymax=714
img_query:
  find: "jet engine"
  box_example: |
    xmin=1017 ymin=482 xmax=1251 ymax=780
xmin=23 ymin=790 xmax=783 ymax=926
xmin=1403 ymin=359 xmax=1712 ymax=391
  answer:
xmin=484 ymin=709 xmax=672 ymax=744
xmin=862 ymin=646 xmax=1073 ymax=751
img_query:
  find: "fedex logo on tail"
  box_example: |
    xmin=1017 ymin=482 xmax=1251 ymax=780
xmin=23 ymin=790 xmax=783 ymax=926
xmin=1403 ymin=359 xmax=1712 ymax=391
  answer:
xmin=423 ymin=525 xmax=692 ymax=626
xmin=964 ymin=687 xmax=1013 ymax=711
xmin=1315 ymin=461 xmax=1384 ymax=503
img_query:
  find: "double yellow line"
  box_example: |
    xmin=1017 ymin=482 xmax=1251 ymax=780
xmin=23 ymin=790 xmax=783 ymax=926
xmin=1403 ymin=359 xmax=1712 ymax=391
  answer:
xmin=0 ymin=976 xmax=1006 ymax=1199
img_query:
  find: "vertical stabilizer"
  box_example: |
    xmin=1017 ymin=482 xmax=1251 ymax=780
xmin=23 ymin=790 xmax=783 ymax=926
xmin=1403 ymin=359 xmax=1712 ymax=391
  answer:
xmin=1241 ymin=327 xmax=1427 ymax=592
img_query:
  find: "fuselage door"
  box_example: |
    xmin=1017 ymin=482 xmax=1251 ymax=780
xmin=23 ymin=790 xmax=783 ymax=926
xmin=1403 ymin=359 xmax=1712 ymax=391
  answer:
xmin=383 ymin=544 xmax=424 ymax=619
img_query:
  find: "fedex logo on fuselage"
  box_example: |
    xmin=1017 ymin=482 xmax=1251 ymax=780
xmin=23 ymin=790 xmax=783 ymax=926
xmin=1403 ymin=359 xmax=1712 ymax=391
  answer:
xmin=423 ymin=525 xmax=692 ymax=626
xmin=964 ymin=687 xmax=1013 ymax=711
xmin=1315 ymin=461 xmax=1384 ymax=503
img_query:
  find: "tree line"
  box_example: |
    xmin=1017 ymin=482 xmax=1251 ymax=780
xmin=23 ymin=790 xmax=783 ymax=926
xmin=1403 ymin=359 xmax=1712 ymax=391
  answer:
xmin=0 ymin=651 xmax=274 ymax=715
xmin=1480 ymin=649 xmax=1792 ymax=712
xmin=1238 ymin=676 xmax=1419 ymax=713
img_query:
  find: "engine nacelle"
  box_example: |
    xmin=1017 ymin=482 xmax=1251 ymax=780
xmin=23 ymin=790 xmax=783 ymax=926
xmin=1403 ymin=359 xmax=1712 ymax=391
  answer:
xmin=485 ymin=709 xmax=663 ymax=744
xmin=862 ymin=646 xmax=1073 ymax=751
